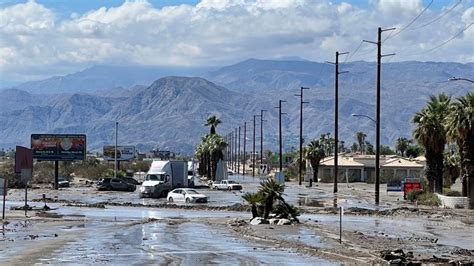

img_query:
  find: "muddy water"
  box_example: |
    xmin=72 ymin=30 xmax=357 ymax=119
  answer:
xmin=1 ymin=205 xmax=336 ymax=265
xmin=301 ymin=214 xmax=474 ymax=250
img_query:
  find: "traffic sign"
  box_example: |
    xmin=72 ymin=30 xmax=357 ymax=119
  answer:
xmin=259 ymin=164 xmax=268 ymax=175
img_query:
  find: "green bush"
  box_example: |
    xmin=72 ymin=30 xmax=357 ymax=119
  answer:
xmin=406 ymin=189 xmax=423 ymax=202
xmin=406 ymin=190 xmax=440 ymax=206
xmin=445 ymin=190 xmax=462 ymax=197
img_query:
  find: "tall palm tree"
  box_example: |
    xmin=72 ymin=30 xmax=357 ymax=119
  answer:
xmin=205 ymin=134 xmax=227 ymax=181
xmin=356 ymin=132 xmax=367 ymax=154
xmin=395 ymin=137 xmax=411 ymax=157
xmin=445 ymin=92 xmax=474 ymax=206
xmin=205 ymin=115 xmax=222 ymax=135
xmin=413 ymin=94 xmax=451 ymax=193
xmin=305 ymin=138 xmax=325 ymax=184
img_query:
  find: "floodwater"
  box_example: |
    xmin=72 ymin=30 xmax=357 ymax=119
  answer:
xmin=0 ymin=204 xmax=336 ymax=265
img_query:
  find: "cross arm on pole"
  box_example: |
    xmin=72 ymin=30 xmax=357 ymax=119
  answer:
xmin=382 ymin=53 xmax=396 ymax=57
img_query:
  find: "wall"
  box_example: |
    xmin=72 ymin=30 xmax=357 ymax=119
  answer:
xmin=436 ymin=193 xmax=468 ymax=209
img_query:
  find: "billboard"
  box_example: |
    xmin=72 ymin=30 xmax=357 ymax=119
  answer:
xmin=15 ymin=146 xmax=33 ymax=174
xmin=103 ymin=145 xmax=135 ymax=161
xmin=31 ymin=134 xmax=86 ymax=161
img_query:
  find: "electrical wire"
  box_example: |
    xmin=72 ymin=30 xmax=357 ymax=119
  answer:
xmin=384 ymin=0 xmax=434 ymax=41
xmin=400 ymin=22 xmax=473 ymax=57
xmin=343 ymin=40 xmax=364 ymax=63
xmin=410 ymin=0 xmax=463 ymax=30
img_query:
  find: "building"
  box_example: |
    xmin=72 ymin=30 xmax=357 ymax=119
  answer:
xmin=317 ymin=155 xmax=424 ymax=182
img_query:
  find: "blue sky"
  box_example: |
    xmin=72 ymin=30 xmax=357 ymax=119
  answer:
xmin=0 ymin=0 xmax=472 ymax=85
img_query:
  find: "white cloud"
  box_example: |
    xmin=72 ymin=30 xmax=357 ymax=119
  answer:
xmin=0 ymin=0 xmax=472 ymax=84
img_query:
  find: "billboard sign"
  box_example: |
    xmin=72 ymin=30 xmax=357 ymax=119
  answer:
xmin=15 ymin=146 xmax=33 ymax=174
xmin=103 ymin=145 xmax=135 ymax=161
xmin=31 ymin=134 xmax=86 ymax=161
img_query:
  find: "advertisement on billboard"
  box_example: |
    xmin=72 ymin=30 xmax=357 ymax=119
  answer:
xmin=31 ymin=134 xmax=86 ymax=161
xmin=103 ymin=145 xmax=136 ymax=161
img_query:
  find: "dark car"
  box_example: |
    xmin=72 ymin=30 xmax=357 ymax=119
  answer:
xmin=120 ymin=177 xmax=140 ymax=185
xmin=51 ymin=177 xmax=70 ymax=188
xmin=97 ymin=178 xmax=136 ymax=192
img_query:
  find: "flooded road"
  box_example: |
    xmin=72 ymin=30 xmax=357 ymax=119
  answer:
xmin=1 ymin=204 xmax=335 ymax=265
xmin=2 ymin=176 xmax=473 ymax=264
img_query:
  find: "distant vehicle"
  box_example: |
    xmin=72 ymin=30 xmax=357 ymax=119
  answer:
xmin=212 ymin=180 xmax=242 ymax=190
xmin=187 ymin=161 xmax=196 ymax=187
xmin=139 ymin=160 xmax=188 ymax=198
xmin=97 ymin=178 xmax=136 ymax=192
xmin=227 ymin=170 xmax=234 ymax=176
xmin=120 ymin=177 xmax=140 ymax=185
xmin=51 ymin=177 xmax=70 ymax=188
xmin=167 ymin=188 xmax=208 ymax=203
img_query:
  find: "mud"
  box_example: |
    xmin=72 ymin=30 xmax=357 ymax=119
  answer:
xmin=1 ymin=176 xmax=473 ymax=264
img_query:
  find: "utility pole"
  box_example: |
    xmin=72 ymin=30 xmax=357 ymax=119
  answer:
xmin=327 ymin=51 xmax=349 ymax=193
xmin=238 ymin=126 xmax=241 ymax=174
xmin=274 ymin=100 xmax=287 ymax=172
xmin=295 ymin=87 xmax=309 ymax=186
xmin=253 ymin=115 xmax=258 ymax=177
xmin=243 ymin=122 xmax=247 ymax=176
xmin=260 ymin=109 xmax=267 ymax=167
xmin=114 ymin=121 xmax=118 ymax=179
xmin=364 ymin=27 xmax=396 ymax=205
xmin=234 ymin=128 xmax=238 ymax=172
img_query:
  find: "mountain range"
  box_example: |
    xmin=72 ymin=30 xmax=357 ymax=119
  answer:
xmin=0 ymin=59 xmax=472 ymax=154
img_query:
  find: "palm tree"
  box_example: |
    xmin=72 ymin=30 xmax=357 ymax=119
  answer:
xmin=305 ymin=138 xmax=325 ymax=184
xmin=259 ymin=178 xmax=285 ymax=219
xmin=356 ymin=132 xmax=367 ymax=154
xmin=445 ymin=92 xmax=474 ymax=206
xmin=413 ymin=94 xmax=451 ymax=193
xmin=205 ymin=134 xmax=227 ymax=181
xmin=395 ymin=137 xmax=411 ymax=157
xmin=242 ymin=192 xmax=264 ymax=218
xmin=205 ymin=115 xmax=222 ymax=135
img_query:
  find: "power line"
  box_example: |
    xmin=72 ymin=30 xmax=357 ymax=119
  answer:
xmin=384 ymin=0 xmax=434 ymax=41
xmin=410 ymin=0 xmax=463 ymax=30
xmin=401 ymin=22 xmax=473 ymax=57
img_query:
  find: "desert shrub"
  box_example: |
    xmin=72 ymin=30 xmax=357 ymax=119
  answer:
xmin=445 ymin=190 xmax=462 ymax=197
xmin=406 ymin=189 xmax=423 ymax=202
xmin=406 ymin=190 xmax=440 ymax=206
xmin=417 ymin=192 xmax=441 ymax=206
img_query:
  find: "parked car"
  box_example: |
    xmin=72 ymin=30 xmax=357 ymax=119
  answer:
xmin=227 ymin=170 xmax=234 ymax=176
xmin=212 ymin=180 xmax=242 ymax=190
xmin=167 ymin=188 xmax=208 ymax=203
xmin=51 ymin=177 xmax=70 ymax=188
xmin=97 ymin=178 xmax=136 ymax=192
xmin=120 ymin=177 xmax=140 ymax=185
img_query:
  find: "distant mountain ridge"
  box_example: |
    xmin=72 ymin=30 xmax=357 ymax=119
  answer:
xmin=0 ymin=59 xmax=472 ymax=154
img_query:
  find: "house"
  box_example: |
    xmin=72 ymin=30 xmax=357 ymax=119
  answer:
xmin=317 ymin=154 xmax=424 ymax=182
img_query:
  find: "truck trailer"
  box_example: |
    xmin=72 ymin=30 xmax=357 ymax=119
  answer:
xmin=139 ymin=160 xmax=188 ymax=198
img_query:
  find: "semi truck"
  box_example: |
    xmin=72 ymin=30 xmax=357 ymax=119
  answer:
xmin=139 ymin=160 xmax=187 ymax=198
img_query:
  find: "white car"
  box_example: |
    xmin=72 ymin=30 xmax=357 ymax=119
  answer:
xmin=167 ymin=188 xmax=208 ymax=203
xmin=212 ymin=180 xmax=243 ymax=190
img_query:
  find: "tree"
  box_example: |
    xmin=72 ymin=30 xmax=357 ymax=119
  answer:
xmin=356 ymin=132 xmax=367 ymax=154
xmin=365 ymin=141 xmax=375 ymax=155
xmin=406 ymin=144 xmax=424 ymax=158
xmin=445 ymin=92 xmax=474 ymax=206
xmin=380 ymin=145 xmax=396 ymax=155
xmin=205 ymin=115 xmax=222 ymax=135
xmin=395 ymin=137 xmax=411 ymax=157
xmin=258 ymin=178 xmax=285 ymax=219
xmin=242 ymin=192 xmax=264 ymax=218
xmin=413 ymin=93 xmax=451 ymax=193
xmin=305 ymin=138 xmax=325 ymax=184
xmin=350 ymin=142 xmax=358 ymax=153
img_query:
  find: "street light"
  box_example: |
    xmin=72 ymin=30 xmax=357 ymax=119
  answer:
xmin=448 ymin=77 xmax=474 ymax=83
xmin=351 ymin=113 xmax=376 ymax=124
